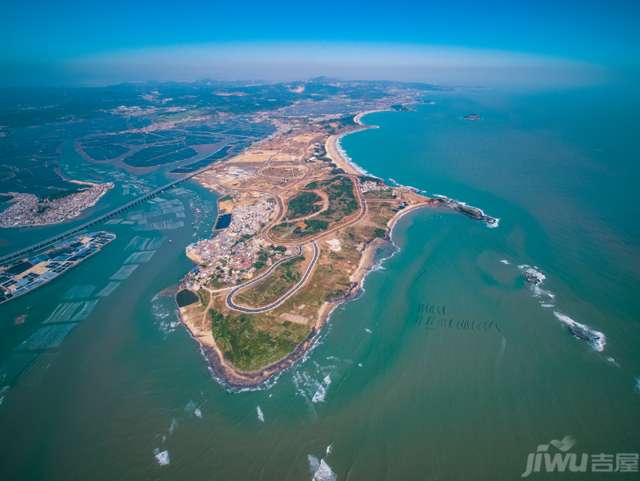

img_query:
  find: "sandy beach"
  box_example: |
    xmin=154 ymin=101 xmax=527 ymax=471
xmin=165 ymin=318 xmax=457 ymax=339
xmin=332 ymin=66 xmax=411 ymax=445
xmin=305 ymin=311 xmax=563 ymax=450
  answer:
xmin=325 ymin=133 xmax=364 ymax=175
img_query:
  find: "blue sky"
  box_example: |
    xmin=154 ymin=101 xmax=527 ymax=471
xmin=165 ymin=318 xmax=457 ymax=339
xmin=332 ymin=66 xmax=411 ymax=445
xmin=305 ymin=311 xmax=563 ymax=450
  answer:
xmin=3 ymin=0 xmax=638 ymax=86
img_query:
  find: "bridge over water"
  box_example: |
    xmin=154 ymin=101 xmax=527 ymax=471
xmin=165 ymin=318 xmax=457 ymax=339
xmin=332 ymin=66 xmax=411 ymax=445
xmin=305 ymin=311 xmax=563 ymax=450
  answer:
xmin=0 ymin=166 xmax=213 ymax=266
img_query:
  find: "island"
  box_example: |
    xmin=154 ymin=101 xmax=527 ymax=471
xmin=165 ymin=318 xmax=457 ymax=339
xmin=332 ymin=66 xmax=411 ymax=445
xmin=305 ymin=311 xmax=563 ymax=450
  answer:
xmin=175 ymin=108 xmax=494 ymax=389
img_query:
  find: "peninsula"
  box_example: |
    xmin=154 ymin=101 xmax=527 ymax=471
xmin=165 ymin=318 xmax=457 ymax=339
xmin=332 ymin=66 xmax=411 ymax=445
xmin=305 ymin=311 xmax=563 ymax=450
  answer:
xmin=0 ymin=180 xmax=113 ymax=228
xmin=176 ymin=108 xmax=491 ymax=389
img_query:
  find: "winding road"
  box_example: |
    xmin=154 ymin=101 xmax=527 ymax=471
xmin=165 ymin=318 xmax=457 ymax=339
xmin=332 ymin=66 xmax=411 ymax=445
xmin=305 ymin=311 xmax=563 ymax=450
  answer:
xmin=226 ymin=241 xmax=319 ymax=313
xmin=223 ymin=175 xmax=366 ymax=314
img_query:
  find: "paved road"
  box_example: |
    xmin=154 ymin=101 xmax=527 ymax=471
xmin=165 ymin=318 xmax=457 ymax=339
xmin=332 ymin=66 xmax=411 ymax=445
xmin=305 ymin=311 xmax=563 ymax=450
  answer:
xmin=226 ymin=241 xmax=319 ymax=313
xmin=208 ymin=245 xmax=303 ymax=294
xmin=265 ymin=174 xmax=367 ymax=247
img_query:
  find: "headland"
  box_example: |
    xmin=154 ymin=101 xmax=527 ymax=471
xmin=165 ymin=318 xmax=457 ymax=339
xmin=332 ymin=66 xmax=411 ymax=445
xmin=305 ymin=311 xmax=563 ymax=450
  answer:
xmin=176 ymin=109 xmax=493 ymax=389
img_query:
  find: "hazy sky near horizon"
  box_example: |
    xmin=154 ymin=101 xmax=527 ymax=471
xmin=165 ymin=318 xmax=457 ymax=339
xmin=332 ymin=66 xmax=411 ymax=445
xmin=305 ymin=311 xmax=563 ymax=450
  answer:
xmin=2 ymin=0 xmax=638 ymax=87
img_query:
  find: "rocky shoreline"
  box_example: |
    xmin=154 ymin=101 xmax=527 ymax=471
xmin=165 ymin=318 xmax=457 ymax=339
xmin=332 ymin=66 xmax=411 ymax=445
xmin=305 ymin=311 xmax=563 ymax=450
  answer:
xmin=180 ymin=233 xmax=398 ymax=391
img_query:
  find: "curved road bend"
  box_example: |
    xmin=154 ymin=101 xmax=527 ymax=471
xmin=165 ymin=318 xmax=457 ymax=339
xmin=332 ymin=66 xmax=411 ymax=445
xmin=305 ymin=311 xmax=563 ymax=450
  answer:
xmin=226 ymin=241 xmax=319 ymax=314
xmin=208 ymin=245 xmax=303 ymax=294
xmin=266 ymin=175 xmax=367 ymax=247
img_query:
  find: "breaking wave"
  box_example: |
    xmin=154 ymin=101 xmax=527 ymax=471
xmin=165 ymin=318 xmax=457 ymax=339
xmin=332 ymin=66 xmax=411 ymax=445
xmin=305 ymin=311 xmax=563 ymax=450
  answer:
xmin=184 ymin=400 xmax=203 ymax=418
xmin=507 ymin=261 xmax=608 ymax=354
xmin=293 ymin=361 xmax=339 ymax=406
xmin=308 ymin=455 xmax=337 ymax=481
xmin=517 ymin=264 xmax=555 ymax=300
xmin=336 ymin=134 xmax=375 ymax=177
xmin=311 ymin=375 xmax=332 ymax=403
xmin=153 ymin=449 xmax=170 ymax=466
xmin=553 ymin=311 xmax=606 ymax=352
xmin=151 ymin=291 xmax=181 ymax=336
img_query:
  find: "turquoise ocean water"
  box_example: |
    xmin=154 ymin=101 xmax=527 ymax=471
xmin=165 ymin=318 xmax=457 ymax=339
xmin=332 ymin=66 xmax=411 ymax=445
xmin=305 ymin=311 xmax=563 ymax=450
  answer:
xmin=0 ymin=86 xmax=638 ymax=480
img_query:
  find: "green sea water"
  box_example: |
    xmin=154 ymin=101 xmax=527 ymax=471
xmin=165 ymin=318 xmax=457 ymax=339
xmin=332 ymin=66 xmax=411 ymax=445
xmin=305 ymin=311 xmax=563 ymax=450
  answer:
xmin=1 ymin=87 xmax=639 ymax=481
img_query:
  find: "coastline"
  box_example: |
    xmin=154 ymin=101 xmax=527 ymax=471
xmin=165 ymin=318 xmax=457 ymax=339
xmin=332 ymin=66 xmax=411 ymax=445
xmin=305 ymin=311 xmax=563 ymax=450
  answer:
xmin=325 ymin=109 xmax=392 ymax=177
xmin=177 ymin=108 xmax=430 ymax=390
xmin=178 ymin=204 xmax=423 ymax=391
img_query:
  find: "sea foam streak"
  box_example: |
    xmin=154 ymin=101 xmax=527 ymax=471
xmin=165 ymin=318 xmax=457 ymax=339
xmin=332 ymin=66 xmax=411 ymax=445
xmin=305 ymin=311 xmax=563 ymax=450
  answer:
xmin=151 ymin=291 xmax=181 ymax=335
xmin=256 ymin=405 xmax=265 ymax=422
xmin=311 ymin=375 xmax=332 ymax=403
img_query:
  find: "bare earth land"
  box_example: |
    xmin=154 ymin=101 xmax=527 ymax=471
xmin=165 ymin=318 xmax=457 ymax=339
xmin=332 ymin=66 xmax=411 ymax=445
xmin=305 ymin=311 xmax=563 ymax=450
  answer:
xmin=176 ymin=108 xmax=445 ymax=389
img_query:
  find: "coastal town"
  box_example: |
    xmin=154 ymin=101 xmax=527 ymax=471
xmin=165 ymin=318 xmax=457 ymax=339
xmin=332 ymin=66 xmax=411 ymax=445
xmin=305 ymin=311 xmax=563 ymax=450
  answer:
xmin=185 ymin=192 xmax=294 ymax=287
xmin=0 ymin=181 xmax=113 ymax=228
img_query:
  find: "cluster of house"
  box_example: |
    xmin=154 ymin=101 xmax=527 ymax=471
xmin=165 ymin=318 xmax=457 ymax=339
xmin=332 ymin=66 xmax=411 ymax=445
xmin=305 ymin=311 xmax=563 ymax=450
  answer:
xmin=185 ymin=195 xmax=286 ymax=288
xmin=0 ymin=182 xmax=113 ymax=228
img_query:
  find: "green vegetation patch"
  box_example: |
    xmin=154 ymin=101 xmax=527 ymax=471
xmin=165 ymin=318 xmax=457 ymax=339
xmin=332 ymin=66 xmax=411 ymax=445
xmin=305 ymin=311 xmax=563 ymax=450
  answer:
xmin=285 ymin=191 xmax=323 ymax=219
xmin=236 ymin=256 xmax=304 ymax=307
xmin=210 ymin=309 xmax=307 ymax=371
xmin=271 ymin=176 xmax=358 ymax=240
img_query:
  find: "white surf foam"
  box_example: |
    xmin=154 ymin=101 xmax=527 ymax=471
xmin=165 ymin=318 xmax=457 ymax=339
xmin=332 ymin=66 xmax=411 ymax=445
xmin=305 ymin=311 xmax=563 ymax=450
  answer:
xmin=151 ymin=292 xmax=181 ymax=336
xmin=153 ymin=449 xmax=170 ymax=466
xmin=499 ymin=259 xmax=510 ymax=265
xmin=308 ymin=455 xmax=320 ymax=476
xmin=311 ymin=375 xmax=332 ymax=403
xmin=308 ymin=455 xmax=337 ymax=481
xmin=487 ymin=217 xmax=500 ymax=228
xmin=184 ymin=400 xmax=203 ymax=418
xmin=518 ymin=264 xmax=546 ymax=285
xmin=256 ymin=405 xmax=265 ymax=422
xmin=511 ymin=261 xmax=609 ymax=357
xmin=336 ymin=135 xmax=371 ymax=175
xmin=553 ymin=311 xmax=606 ymax=352
xmin=518 ymin=264 xmax=555 ymax=300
